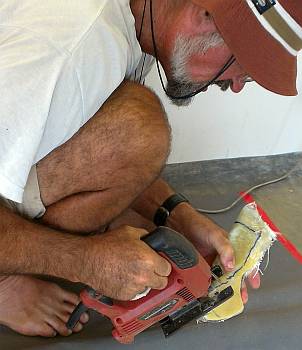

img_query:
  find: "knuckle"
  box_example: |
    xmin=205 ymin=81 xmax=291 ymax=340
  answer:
xmin=143 ymin=256 xmax=156 ymax=269
xmin=122 ymin=225 xmax=133 ymax=233
xmin=158 ymin=277 xmax=168 ymax=290
xmin=211 ymin=229 xmax=229 ymax=244
xmin=134 ymin=273 xmax=149 ymax=287
xmin=165 ymin=261 xmax=172 ymax=275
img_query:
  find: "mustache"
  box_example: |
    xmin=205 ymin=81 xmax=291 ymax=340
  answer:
xmin=212 ymin=79 xmax=232 ymax=91
xmin=165 ymin=78 xmax=233 ymax=107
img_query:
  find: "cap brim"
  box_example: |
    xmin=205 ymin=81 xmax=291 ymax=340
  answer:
xmin=192 ymin=0 xmax=298 ymax=96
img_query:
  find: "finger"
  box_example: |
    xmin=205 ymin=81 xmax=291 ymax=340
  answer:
xmin=153 ymin=253 xmax=172 ymax=277
xmin=247 ymin=271 xmax=261 ymax=289
xmin=209 ymin=231 xmax=235 ymax=271
xmin=241 ymin=281 xmax=248 ymax=305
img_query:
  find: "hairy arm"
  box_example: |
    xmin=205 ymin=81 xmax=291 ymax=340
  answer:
xmin=0 ymin=204 xmax=171 ymax=300
xmin=0 ymin=204 xmax=86 ymax=280
xmin=132 ymin=177 xmax=235 ymax=266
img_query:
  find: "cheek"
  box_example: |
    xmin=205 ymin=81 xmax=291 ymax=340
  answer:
xmin=187 ymin=46 xmax=236 ymax=81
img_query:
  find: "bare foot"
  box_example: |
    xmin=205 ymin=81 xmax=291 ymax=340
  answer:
xmin=0 ymin=275 xmax=89 ymax=337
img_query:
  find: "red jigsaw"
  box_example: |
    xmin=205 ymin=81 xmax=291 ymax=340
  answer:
xmin=67 ymin=227 xmax=233 ymax=344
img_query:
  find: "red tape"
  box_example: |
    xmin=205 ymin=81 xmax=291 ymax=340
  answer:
xmin=241 ymin=193 xmax=302 ymax=264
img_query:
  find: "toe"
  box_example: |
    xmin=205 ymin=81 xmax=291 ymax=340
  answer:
xmin=62 ymin=291 xmax=80 ymax=306
xmin=55 ymin=311 xmax=85 ymax=334
xmin=47 ymin=317 xmax=72 ymax=337
xmin=46 ymin=284 xmax=80 ymax=306
xmin=38 ymin=325 xmax=57 ymax=338
xmin=62 ymin=302 xmax=77 ymax=314
xmin=80 ymin=312 xmax=89 ymax=324
xmin=61 ymin=302 xmax=89 ymax=324
xmin=72 ymin=322 xmax=84 ymax=333
xmin=20 ymin=322 xmax=57 ymax=338
xmin=57 ymin=310 xmax=89 ymax=328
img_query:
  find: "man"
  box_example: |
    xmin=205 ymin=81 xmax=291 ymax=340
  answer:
xmin=0 ymin=0 xmax=300 ymax=338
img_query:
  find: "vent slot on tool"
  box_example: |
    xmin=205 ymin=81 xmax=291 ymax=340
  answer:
xmin=177 ymin=288 xmax=195 ymax=302
xmin=122 ymin=320 xmax=144 ymax=333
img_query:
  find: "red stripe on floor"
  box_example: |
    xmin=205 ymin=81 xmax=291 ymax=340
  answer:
xmin=240 ymin=193 xmax=302 ymax=264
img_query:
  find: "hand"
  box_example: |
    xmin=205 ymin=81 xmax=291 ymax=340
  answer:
xmin=167 ymin=202 xmax=261 ymax=302
xmin=83 ymin=226 xmax=172 ymax=301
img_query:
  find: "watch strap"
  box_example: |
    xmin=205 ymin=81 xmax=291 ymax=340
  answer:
xmin=153 ymin=193 xmax=189 ymax=226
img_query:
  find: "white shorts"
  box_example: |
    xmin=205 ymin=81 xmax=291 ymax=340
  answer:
xmin=0 ymin=166 xmax=46 ymax=219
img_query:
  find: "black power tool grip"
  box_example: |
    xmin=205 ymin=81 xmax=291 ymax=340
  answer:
xmin=142 ymin=227 xmax=199 ymax=269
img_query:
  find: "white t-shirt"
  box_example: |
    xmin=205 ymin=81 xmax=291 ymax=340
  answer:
xmin=0 ymin=0 xmax=154 ymax=203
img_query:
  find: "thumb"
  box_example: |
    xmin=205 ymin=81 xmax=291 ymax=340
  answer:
xmin=126 ymin=226 xmax=149 ymax=240
xmin=135 ymin=228 xmax=172 ymax=277
xmin=209 ymin=233 xmax=235 ymax=271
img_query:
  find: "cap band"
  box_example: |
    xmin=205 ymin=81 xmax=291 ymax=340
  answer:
xmin=247 ymin=0 xmax=302 ymax=56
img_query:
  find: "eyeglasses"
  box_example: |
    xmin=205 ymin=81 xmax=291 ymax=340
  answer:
xmin=241 ymin=76 xmax=254 ymax=84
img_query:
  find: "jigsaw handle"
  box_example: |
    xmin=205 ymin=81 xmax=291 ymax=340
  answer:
xmin=142 ymin=227 xmax=199 ymax=269
xmin=67 ymin=227 xmax=201 ymax=331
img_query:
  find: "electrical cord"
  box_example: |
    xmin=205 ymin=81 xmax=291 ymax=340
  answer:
xmin=134 ymin=0 xmax=147 ymax=83
xmin=196 ymin=160 xmax=301 ymax=214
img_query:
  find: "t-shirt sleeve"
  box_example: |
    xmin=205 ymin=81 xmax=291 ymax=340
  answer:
xmin=0 ymin=28 xmax=67 ymax=203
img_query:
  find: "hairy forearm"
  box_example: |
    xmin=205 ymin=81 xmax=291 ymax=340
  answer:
xmin=132 ymin=177 xmax=220 ymax=241
xmin=132 ymin=176 xmax=205 ymax=234
xmin=132 ymin=177 xmax=175 ymax=222
xmin=0 ymin=205 xmax=87 ymax=282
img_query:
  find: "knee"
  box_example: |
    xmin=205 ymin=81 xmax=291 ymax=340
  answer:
xmin=137 ymin=87 xmax=171 ymax=167
xmin=116 ymin=82 xmax=171 ymax=172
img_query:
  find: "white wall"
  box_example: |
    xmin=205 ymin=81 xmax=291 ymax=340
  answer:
xmin=146 ymin=55 xmax=302 ymax=164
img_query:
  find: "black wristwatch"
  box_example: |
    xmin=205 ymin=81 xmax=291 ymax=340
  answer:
xmin=153 ymin=193 xmax=189 ymax=226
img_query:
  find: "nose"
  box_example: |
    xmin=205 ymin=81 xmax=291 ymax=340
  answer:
xmin=231 ymin=76 xmax=246 ymax=93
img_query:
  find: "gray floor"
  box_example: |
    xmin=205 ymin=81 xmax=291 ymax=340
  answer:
xmin=1 ymin=153 xmax=302 ymax=349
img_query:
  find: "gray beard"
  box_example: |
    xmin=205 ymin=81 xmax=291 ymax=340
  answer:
xmin=167 ymin=33 xmax=231 ymax=107
xmin=166 ymin=79 xmax=232 ymax=107
xmin=166 ymin=80 xmax=205 ymax=107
